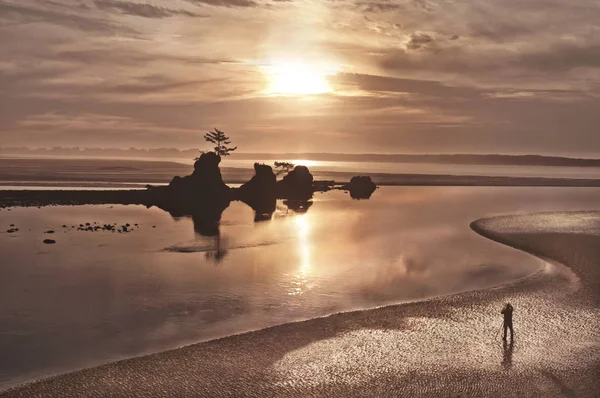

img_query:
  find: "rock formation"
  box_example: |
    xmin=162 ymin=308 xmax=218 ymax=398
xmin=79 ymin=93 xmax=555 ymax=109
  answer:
xmin=146 ymin=152 xmax=232 ymax=235
xmin=276 ymin=165 xmax=314 ymax=200
xmin=342 ymin=176 xmax=377 ymax=199
xmin=234 ymin=163 xmax=277 ymax=220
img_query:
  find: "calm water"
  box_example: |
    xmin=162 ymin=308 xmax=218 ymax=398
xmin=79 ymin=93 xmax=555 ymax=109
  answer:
xmin=223 ymin=159 xmax=600 ymax=179
xmin=1 ymin=187 xmax=600 ymax=389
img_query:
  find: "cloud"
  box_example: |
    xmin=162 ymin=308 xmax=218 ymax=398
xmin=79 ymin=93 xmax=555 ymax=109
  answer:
xmin=519 ymin=43 xmax=600 ymax=72
xmin=0 ymin=1 xmax=135 ymax=33
xmin=18 ymin=112 xmax=187 ymax=132
xmin=184 ymin=0 xmax=259 ymax=8
xmin=12 ymin=112 xmax=199 ymax=146
xmin=93 ymin=0 xmax=206 ymax=18
xmin=356 ymin=2 xmax=401 ymax=13
xmin=378 ymin=39 xmax=600 ymax=87
xmin=334 ymin=73 xmax=480 ymax=99
xmin=406 ymin=32 xmax=434 ymax=50
xmin=55 ymin=48 xmax=235 ymax=67
xmin=1 ymin=0 xmax=600 ymax=155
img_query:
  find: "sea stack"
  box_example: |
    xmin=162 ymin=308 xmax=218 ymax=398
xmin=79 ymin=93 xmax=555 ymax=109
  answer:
xmin=234 ymin=163 xmax=277 ymax=219
xmin=276 ymin=165 xmax=314 ymax=200
xmin=344 ymin=176 xmax=377 ymax=199
xmin=146 ymin=152 xmax=232 ymax=233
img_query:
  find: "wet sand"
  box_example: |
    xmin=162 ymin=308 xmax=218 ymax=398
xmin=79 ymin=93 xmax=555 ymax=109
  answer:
xmin=2 ymin=211 xmax=599 ymax=397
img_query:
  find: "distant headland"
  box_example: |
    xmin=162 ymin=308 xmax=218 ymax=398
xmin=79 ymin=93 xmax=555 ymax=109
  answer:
xmin=2 ymin=147 xmax=600 ymax=168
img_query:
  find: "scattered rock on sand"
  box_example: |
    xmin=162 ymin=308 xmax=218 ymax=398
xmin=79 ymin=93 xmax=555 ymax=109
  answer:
xmin=43 ymin=239 xmax=56 ymax=244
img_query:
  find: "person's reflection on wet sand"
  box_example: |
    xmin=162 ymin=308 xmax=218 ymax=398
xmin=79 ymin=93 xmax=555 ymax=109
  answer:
xmin=502 ymin=339 xmax=514 ymax=369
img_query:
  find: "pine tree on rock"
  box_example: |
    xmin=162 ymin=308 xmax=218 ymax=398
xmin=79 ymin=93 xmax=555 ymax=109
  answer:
xmin=201 ymin=128 xmax=238 ymax=158
xmin=274 ymin=161 xmax=295 ymax=176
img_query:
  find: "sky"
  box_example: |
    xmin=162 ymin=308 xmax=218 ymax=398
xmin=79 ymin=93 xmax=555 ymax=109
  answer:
xmin=0 ymin=0 xmax=599 ymax=155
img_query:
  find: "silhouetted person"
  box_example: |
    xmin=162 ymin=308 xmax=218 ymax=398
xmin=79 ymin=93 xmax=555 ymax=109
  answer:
xmin=501 ymin=303 xmax=514 ymax=341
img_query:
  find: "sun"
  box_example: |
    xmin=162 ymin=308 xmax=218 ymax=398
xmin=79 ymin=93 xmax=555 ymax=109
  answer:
xmin=262 ymin=59 xmax=338 ymax=96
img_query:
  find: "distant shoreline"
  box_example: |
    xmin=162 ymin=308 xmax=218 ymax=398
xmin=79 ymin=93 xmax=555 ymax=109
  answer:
xmin=2 ymin=151 xmax=600 ymax=167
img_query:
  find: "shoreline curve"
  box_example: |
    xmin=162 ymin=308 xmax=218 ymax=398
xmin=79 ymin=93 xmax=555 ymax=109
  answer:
xmin=2 ymin=211 xmax=599 ymax=397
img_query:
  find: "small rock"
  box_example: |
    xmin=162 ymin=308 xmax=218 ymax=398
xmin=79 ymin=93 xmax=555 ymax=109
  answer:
xmin=45 ymin=230 xmax=55 ymax=234
xmin=10 ymin=224 xmax=15 ymax=227
xmin=7 ymin=229 xmax=16 ymax=233
xmin=43 ymin=239 xmax=56 ymax=244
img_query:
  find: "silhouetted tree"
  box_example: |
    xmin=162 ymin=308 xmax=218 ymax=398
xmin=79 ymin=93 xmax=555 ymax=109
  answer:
xmin=200 ymin=128 xmax=237 ymax=158
xmin=274 ymin=161 xmax=295 ymax=176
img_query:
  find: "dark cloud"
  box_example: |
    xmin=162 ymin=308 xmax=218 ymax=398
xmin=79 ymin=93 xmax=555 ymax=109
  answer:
xmin=380 ymin=39 xmax=600 ymax=78
xmin=93 ymin=0 xmax=205 ymax=18
xmin=519 ymin=43 xmax=600 ymax=72
xmin=356 ymin=2 xmax=401 ymax=13
xmin=334 ymin=73 xmax=480 ymax=99
xmin=406 ymin=33 xmax=434 ymax=50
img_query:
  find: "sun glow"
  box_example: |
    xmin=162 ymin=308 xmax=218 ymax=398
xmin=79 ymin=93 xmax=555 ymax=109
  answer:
xmin=262 ymin=59 xmax=339 ymax=95
xmin=291 ymin=159 xmax=318 ymax=167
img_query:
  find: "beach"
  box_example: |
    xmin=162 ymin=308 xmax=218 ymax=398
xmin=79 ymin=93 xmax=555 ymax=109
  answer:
xmin=2 ymin=210 xmax=599 ymax=397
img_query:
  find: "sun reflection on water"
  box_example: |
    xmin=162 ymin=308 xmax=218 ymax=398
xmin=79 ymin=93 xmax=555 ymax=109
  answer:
xmin=288 ymin=215 xmax=312 ymax=296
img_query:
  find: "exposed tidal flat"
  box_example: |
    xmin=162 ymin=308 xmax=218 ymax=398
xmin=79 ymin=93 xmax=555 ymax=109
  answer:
xmin=1 ymin=187 xmax=600 ymax=396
